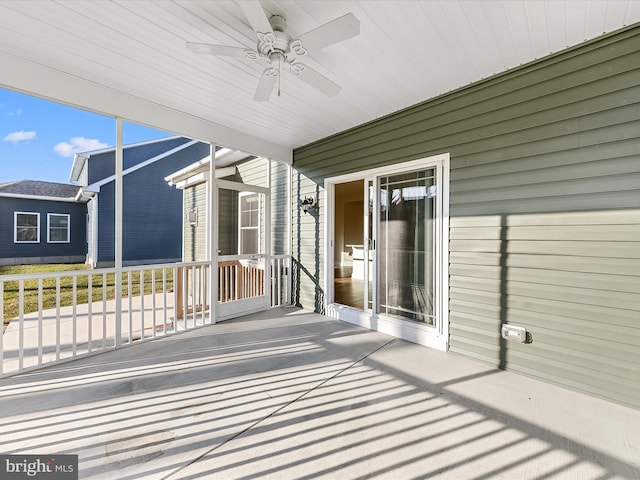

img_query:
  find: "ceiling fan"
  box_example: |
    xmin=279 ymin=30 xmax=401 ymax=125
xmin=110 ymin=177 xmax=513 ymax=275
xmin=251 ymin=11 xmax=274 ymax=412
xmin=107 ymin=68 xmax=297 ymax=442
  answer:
xmin=187 ymin=2 xmax=360 ymax=102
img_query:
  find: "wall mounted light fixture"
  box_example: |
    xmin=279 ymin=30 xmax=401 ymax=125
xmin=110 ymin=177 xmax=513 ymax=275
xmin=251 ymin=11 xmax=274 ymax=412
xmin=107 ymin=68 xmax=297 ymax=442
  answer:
xmin=300 ymin=196 xmax=316 ymax=214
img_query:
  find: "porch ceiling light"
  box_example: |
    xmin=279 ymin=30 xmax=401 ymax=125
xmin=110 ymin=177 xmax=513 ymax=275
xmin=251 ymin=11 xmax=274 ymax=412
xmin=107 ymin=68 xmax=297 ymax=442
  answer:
xmin=300 ymin=196 xmax=315 ymax=214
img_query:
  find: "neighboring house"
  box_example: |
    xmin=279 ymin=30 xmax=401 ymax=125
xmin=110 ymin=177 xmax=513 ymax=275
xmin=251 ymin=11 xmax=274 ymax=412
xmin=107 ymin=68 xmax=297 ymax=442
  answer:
xmin=166 ymin=154 xmax=290 ymax=320
xmin=166 ymin=154 xmax=290 ymax=264
xmin=70 ymin=136 xmax=211 ymax=267
xmin=0 ymin=180 xmax=87 ymax=266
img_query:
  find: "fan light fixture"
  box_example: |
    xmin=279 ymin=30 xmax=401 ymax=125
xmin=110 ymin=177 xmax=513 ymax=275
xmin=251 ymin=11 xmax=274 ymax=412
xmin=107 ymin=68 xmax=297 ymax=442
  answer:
xmin=186 ymin=2 xmax=360 ymax=102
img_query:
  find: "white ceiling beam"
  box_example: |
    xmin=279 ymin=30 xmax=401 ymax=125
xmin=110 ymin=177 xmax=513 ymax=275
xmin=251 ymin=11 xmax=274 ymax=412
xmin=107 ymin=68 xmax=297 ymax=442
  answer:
xmin=0 ymin=51 xmax=292 ymax=165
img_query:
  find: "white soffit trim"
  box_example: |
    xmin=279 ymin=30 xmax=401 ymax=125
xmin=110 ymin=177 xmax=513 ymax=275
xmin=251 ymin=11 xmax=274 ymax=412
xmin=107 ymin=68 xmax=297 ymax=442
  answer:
xmin=69 ymin=154 xmax=88 ymax=182
xmin=167 ymin=164 xmax=237 ymax=189
xmin=165 ymin=149 xmax=251 ymax=185
xmin=165 ymin=158 xmax=210 ymax=185
xmin=0 ymin=192 xmax=78 ymax=203
xmin=0 ymin=51 xmax=292 ymax=165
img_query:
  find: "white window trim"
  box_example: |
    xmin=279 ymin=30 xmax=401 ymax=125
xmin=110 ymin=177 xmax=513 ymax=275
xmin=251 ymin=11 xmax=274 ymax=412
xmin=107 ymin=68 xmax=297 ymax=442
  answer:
xmin=14 ymin=211 xmax=40 ymax=244
xmin=324 ymin=152 xmax=450 ymax=352
xmin=238 ymin=191 xmax=262 ymax=255
xmin=47 ymin=213 xmax=71 ymax=243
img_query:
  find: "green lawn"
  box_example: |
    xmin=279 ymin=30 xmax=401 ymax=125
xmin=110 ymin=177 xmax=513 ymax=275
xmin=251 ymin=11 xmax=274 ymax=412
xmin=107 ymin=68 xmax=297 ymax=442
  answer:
xmin=1 ymin=264 xmax=174 ymax=327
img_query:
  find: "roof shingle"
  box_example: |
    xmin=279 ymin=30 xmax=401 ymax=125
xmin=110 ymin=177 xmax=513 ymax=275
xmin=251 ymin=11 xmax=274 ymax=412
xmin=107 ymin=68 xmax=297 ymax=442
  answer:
xmin=0 ymin=180 xmax=80 ymax=199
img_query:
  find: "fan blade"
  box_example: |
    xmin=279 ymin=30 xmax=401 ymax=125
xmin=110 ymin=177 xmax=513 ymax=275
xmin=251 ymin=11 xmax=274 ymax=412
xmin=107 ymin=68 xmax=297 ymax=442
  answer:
xmin=297 ymin=13 xmax=360 ymax=50
xmin=290 ymin=63 xmax=341 ymax=97
xmin=254 ymin=67 xmax=278 ymax=101
xmin=186 ymin=42 xmax=252 ymax=57
xmin=238 ymin=1 xmax=273 ymax=35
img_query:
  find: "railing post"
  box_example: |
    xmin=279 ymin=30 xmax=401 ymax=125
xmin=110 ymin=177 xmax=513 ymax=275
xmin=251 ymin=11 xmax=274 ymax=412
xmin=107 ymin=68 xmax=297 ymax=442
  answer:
xmin=102 ymin=272 xmax=107 ymax=349
xmin=264 ymin=159 xmax=271 ymax=309
xmin=87 ymin=274 xmax=92 ymax=353
xmin=140 ymin=269 xmax=145 ymax=339
xmin=152 ymin=269 xmax=157 ymax=337
xmin=56 ymin=278 xmax=61 ymax=360
xmin=209 ymin=143 xmax=218 ymax=324
xmin=127 ymin=271 xmax=132 ymax=343
xmin=18 ymin=281 xmax=24 ymax=371
xmin=38 ymin=279 xmax=43 ymax=364
xmin=72 ymin=275 xmax=77 ymax=356
xmin=0 ymin=280 xmax=3 ymax=375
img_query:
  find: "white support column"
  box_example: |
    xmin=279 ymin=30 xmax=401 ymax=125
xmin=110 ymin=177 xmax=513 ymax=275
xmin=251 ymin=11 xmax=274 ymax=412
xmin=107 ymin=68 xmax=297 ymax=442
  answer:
xmin=287 ymin=162 xmax=292 ymax=304
xmin=114 ymin=118 xmax=123 ymax=346
xmin=264 ymin=159 xmax=271 ymax=309
xmin=208 ymin=143 xmax=218 ymax=324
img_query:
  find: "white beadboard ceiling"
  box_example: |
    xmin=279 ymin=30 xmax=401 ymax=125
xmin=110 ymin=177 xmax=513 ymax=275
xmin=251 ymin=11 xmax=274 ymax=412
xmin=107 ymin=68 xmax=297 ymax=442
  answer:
xmin=0 ymin=0 xmax=638 ymax=159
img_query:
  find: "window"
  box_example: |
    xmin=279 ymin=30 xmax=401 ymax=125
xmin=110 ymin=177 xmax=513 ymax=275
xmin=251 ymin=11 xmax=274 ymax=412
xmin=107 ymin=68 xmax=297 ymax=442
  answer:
xmin=47 ymin=213 xmax=70 ymax=243
xmin=14 ymin=212 xmax=40 ymax=243
xmin=239 ymin=192 xmax=260 ymax=254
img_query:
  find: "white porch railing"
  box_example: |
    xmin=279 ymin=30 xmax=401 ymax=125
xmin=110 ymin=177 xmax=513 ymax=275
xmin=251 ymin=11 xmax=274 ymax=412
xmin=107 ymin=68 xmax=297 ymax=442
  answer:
xmin=0 ymin=255 xmax=291 ymax=376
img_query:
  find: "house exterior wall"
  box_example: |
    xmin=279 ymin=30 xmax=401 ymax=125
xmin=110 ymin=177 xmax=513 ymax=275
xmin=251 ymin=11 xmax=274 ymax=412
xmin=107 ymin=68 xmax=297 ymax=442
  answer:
xmin=87 ymin=137 xmax=191 ymax=186
xmin=180 ymin=158 xmax=289 ymax=261
xmin=217 ymin=187 xmax=238 ymax=256
xmin=270 ymin=161 xmax=289 ymax=257
xmin=292 ymin=26 xmax=640 ymax=408
xmin=183 ymin=181 xmax=207 ymax=262
xmin=95 ymin=141 xmax=210 ymax=266
xmin=0 ymin=197 xmax=86 ymax=265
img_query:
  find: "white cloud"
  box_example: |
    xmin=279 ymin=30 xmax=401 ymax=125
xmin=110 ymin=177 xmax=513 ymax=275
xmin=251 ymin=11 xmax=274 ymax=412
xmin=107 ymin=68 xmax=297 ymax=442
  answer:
xmin=8 ymin=108 xmax=22 ymax=117
xmin=53 ymin=137 xmax=109 ymax=157
xmin=3 ymin=130 xmax=36 ymax=143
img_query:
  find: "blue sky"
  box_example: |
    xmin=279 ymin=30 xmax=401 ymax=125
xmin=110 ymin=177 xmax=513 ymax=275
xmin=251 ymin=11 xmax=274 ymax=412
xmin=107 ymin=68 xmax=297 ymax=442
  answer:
xmin=0 ymin=87 xmax=171 ymax=184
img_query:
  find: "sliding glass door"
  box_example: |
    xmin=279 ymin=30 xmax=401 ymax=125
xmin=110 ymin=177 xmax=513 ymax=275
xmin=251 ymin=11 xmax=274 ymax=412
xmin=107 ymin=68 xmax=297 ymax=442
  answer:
xmin=328 ymin=154 xmax=448 ymax=349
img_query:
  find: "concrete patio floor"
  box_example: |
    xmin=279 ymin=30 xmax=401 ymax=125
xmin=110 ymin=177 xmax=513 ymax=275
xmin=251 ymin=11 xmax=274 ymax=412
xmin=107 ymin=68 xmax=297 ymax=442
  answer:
xmin=1 ymin=307 xmax=638 ymax=479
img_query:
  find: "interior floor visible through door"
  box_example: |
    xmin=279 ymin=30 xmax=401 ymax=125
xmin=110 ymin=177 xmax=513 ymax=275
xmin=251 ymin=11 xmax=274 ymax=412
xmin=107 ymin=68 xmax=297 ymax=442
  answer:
xmin=334 ymin=270 xmax=364 ymax=310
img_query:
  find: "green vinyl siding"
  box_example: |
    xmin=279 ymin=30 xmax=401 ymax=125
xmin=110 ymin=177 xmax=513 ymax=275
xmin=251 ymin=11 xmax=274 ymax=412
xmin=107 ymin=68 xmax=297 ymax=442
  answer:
xmin=292 ymin=25 xmax=640 ymax=408
xmin=271 ymin=161 xmax=289 ymax=256
xmin=237 ymin=157 xmax=268 ymax=187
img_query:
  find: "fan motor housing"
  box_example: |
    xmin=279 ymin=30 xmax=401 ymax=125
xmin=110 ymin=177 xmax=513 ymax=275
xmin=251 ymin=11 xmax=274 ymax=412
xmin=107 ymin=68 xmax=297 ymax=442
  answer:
xmin=269 ymin=15 xmax=287 ymax=32
xmin=272 ymin=31 xmax=292 ymax=52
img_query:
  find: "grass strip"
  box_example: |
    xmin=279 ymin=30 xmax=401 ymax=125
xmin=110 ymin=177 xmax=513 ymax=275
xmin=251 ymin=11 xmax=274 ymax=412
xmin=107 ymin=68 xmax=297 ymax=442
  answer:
xmin=1 ymin=264 xmax=174 ymax=327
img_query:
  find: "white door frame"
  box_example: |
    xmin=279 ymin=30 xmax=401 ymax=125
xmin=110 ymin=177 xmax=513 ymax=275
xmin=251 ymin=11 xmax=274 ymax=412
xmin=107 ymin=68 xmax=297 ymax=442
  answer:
xmin=324 ymin=153 xmax=450 ymax=351
xmin=215 ymin=179 xmax=271 ymax=321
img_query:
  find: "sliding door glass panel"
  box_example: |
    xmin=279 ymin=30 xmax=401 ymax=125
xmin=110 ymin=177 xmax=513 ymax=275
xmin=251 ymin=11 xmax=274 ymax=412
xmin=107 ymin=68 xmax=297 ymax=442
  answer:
xmin=378 ymin=168 xmax=436 ymax=324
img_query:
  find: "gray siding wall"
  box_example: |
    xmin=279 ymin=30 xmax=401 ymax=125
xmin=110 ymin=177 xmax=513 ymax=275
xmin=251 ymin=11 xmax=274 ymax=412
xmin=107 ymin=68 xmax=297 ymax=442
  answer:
xmin=271 ymin=161 xmax=289 ymax=256
xmin=236 ymin=157 xmax=268 ymax=187
xmin=181 ymin=158 xmax=289 ymax=260
xmin=235 ymin=158 xmax=290 ymax=256
xmin=292 ymin=26 xmax=640 ymax=408
xmin=217 ymin=187 xmax=238 ymax=256
xmin=183 ymin=182 xmax=207 ymax=262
